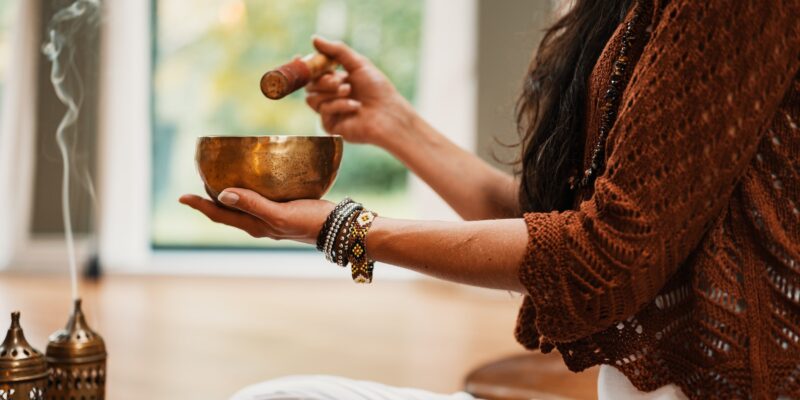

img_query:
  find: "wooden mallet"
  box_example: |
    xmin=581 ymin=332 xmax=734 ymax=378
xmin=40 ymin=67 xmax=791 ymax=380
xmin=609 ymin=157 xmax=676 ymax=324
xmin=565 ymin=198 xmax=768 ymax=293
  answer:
xmin=260 ymin=53 xmax=339 ymax=100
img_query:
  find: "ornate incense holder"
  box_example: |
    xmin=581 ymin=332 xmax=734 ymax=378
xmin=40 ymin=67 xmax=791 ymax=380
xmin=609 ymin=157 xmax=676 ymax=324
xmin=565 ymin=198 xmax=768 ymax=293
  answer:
xmin=0 ymin=312 xmax=48 ymax=400
xmin=0 ymin=301 xmax=106 ymax=399
xmin=196 ymin=135 xmax=343 ymax=203
xmin=46 ymin=299 xmax=106 ymax=399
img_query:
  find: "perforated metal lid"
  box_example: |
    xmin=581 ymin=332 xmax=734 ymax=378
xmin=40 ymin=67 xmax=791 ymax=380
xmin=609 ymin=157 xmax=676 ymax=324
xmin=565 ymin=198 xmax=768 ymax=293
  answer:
xmin=0 ymin=312 xmax=49 ymax=383
xmin=46 ymin=299 xmax=106 ymax=364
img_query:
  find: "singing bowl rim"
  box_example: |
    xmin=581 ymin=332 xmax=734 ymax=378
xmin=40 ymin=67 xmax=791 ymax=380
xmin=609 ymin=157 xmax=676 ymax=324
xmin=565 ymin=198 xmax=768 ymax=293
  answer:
xmin=195 ymin=134 xmax=343 ymax=202
xmin=197 ymin=134 xmax=342 ymax=140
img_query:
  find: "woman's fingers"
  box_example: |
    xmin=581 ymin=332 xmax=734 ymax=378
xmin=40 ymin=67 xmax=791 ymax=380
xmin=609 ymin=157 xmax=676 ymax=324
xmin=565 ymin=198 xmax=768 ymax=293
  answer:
xmin=179 ymin=194 xmax=270 ymax=238
xmin=319 ymin=98 xmax=361 ymax=116
xmin=306 ymin=84 xmax=351 ymax=111
xmin=313 ymin=35 xmax=365 ymax=72
xmin=215 ymin=188 xmax=287 ymax=229
xmin=183 ymin=192 xmax=335 ymax=245
xmin=306 ymin=71 xmax=348 ymax=93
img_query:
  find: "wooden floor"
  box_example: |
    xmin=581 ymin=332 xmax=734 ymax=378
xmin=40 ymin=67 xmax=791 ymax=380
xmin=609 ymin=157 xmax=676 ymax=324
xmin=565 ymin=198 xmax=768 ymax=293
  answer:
xmin=0 ymin=274 xmax=597 ymax=400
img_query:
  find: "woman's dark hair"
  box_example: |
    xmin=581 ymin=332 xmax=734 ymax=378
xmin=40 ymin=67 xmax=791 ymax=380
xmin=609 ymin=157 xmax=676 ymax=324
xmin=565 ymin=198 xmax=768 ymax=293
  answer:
xmin=516 ymin=0 xmax=634 ymax=212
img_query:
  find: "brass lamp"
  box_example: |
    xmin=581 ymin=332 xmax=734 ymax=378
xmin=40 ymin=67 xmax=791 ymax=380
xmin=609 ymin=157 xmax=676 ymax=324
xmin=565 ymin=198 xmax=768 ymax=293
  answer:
xmin=0 ymin=312 xmax=48 ymax=400
xmin=46 ymin=299 xmax=106 ymax=399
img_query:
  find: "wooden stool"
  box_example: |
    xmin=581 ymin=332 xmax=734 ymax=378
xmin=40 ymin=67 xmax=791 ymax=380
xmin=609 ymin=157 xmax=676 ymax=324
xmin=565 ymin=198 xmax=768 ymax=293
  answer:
xmin=463 ymin=352 xmax=599 ymax=400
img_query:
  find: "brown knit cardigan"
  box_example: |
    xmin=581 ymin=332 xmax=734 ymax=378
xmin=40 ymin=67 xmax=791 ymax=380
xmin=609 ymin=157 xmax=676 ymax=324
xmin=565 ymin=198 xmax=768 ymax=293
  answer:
xmin=514 ymin=0 xmax=800 ymax=398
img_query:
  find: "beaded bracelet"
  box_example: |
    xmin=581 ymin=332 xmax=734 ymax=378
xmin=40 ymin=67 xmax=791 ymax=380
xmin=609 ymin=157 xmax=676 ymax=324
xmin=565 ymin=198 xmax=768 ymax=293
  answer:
xmin=333 ymin=210 xmax=360 ymax=267
xmin=325 ymin=204 xmax=360 ymax=264
xmin=316 ymin=197 xmax=354 ymax=252
xmin=346 ymin=210 xmax=378 ymax=284
xmin=324 ymin=202 xmax=362 ymax=263
xmin=318 ymin=199 xmax=361 ymax=263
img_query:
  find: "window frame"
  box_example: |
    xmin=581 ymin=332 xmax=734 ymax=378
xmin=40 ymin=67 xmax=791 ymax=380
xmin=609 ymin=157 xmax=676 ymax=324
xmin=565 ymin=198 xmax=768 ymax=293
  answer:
xmin=95 ymin=0 xmax=478 ymax=277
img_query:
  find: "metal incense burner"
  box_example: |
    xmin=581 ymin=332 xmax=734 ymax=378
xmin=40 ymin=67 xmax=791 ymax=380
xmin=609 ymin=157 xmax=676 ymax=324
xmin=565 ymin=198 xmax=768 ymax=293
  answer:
xmin=0 ymin=312 xmax=48 ymax=400
xmin=46 ymin=299 xmax=106 ymax=399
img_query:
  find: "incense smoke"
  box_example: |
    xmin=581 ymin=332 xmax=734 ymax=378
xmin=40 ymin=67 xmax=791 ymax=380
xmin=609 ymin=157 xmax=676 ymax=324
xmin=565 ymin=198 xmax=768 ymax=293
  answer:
xmin=42 ymin=0 xmax=100 ymax=301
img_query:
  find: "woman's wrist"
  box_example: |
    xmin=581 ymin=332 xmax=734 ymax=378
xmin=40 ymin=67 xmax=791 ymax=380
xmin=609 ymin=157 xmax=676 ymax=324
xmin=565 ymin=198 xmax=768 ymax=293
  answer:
xmin=315 ymin=197 xmax=379 ymax=283
xmin=378 ymin=103 xmax=440 ymax=165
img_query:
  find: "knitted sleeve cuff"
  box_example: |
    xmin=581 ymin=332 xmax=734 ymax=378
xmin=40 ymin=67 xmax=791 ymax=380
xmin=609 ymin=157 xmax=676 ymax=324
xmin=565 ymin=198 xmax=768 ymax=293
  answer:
xmin=517 ymin=211 xmax=601 ymax=343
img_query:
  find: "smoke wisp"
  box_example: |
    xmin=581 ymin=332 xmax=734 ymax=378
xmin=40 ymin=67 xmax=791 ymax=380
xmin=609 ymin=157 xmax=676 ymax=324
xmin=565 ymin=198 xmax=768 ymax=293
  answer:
xmin=42 ymin=0 xmax=101 ymax=301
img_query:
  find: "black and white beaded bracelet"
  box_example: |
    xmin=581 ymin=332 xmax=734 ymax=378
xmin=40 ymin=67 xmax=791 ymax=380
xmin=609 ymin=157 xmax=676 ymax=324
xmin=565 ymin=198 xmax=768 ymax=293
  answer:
xmin=333 ymin=210 xmax=360 ymax=267
xmin=325 ymin=203 xmax=362 ymax=263
xmin=316 ymin=197 xmax=354 ymax=252
xmin=323 ymin=201 xmax=362 ymax=263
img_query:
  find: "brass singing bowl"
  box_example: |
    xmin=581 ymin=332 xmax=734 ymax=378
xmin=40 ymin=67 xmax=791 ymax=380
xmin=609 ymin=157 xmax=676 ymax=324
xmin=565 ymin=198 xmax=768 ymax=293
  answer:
xmin=196 ymin=135 xmax=343 ymax=203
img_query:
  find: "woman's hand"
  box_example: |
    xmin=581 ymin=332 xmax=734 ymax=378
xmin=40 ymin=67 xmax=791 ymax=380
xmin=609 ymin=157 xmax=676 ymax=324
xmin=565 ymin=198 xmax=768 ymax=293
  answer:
xmin=306 ymin=36 xmax=419 ymax=150
xmin=179 ymin=189 xmax=335 ymax=245
xmin=308 ymin=36 xmax=519 ymax=220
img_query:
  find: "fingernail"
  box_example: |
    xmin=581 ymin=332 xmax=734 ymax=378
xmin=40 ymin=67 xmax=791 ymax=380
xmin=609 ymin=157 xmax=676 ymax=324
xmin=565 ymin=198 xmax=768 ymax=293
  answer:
xmin=348 ymin=99 xmax=361 ymax=107
xmin=218 ymin=191 xmax=239 ymax=205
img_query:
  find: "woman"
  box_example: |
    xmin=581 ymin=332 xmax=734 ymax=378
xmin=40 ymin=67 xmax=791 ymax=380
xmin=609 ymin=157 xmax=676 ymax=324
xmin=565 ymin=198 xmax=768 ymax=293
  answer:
xmin=180 ymin=0 xmax=800 ymax=398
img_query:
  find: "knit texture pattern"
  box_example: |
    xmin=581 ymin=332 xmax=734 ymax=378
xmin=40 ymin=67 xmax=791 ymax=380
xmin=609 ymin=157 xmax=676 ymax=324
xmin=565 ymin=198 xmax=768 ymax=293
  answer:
xmin=514 ymin=0 xmax=800 ymax=398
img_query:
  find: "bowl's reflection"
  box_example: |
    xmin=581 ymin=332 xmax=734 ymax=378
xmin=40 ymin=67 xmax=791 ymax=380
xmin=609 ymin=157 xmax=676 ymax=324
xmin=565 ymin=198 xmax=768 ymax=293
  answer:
xmin=196 ymin=135 xmax=343 ymax=203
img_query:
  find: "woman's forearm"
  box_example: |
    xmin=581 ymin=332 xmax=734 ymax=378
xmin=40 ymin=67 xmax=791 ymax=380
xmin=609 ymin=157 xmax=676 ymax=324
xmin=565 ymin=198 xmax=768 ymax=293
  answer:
xmin=366 ymin=216 xmax=528 ymax=292
xmin=383 ymin=116 xmax=520 ymax=221
xmin=181 ymin=187 xmax=529 ymax=291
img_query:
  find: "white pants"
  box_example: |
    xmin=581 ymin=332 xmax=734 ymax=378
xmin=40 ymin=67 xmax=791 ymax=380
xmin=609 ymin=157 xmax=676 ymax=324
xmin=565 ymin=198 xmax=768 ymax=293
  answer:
xmin=597 ymin=365 xmax=688 ymax=400
xmin=231 ymin=368 xmax=689 ymax=400
xmin=230 ymin=375 xmax=477 ymax=400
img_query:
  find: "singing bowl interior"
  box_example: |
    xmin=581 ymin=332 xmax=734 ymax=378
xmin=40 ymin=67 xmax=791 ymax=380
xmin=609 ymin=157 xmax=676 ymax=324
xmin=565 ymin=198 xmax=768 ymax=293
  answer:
xmin=196 ymin=135 xmax=343 ymax=202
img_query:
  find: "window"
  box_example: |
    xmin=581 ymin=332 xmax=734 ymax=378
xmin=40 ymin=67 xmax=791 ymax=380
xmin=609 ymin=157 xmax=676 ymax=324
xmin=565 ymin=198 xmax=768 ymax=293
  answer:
xmin=151 ymin=0 xmax=423 ymax=248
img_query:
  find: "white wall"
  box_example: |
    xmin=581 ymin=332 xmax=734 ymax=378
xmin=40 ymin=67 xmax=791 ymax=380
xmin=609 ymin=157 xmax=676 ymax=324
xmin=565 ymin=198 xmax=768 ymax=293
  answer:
xmin=475 ymin=0 xmax=551 ymax=171
xmin=0 ymin=0 xmax=40 ymax=270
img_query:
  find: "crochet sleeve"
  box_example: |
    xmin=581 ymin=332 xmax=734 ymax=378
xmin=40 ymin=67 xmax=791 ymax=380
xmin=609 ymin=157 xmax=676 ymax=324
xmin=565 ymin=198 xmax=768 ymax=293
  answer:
xmin=518 ymin=0 xmax=800 ymax=342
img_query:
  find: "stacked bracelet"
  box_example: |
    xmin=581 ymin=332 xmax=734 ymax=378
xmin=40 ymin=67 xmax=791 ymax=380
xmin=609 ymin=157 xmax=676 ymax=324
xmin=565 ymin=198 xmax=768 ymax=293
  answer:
xmin=316 ymin=198 xmax=378 ymax=283
xmin=316 ymin=198 xmax=353 ymax=252
xmin=317 ymin=198 xmax=363 ymax=265
xmin=324 ymin=202 xmax=362 ymax=263
xmin=346 ymin=210 xmax=378 ymax=284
